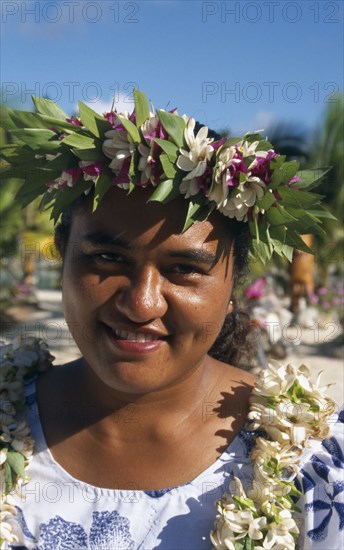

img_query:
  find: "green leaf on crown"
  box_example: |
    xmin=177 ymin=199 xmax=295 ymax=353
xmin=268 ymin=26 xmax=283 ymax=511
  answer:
xmin=295 ymin=167 xmax=332 ymax=190
xmin=256 ymin=139 xmax=273 ymax=151
xmin=270 ymin=155 xmax=286 ymax=168
xmin=11 ymin=129 xmax=59 ymax=150
xmin=269 ymin=160 xmax=299 ymax=189
xmin=308 ymin=208 xmax=336 ymax=220
xmin=255 ymin=190 xmax=276 ymax=211
xmin=40 ymin=115 xmax=87 ymax=133
xmin=285 ymin=216 xmax=327 ymax=238
xmin=116 ymin=116 xmax=141 ymax=144
xmin=0 ymin=144 xmax=38 ymax=164
xmin=182 ymin=193 xmax=212 ymax=232
xmin=148 ymin=179 xmax=181 ymax=204
xmin=50 ymin=178 xmax=91 ymax=223
xmin=0 ymin=108 xmax=18 ymax=131
xmin=153 ymin=139 xmax=179 ymax=162
xmin=134 ymin=89 xmax=150 ymax=127
xmin=4 ymin=461 xmax=14 ymax=494
xmin=269 ymin=226 xmax=293 ymax=261
xmin=157 ymin=110 xmax=186 ymax=148
xmin=78 ymin=101 xmax=111 ymax=138
xmin=220 ymin=137 xmax=241 ymax=149
xmin=129 ymin=150 xmax=140 ymax=186
xmin=160 ymin=154 xmax=177 ymax=179
xmin=32 ymin=96 xmax=68 ymax=120
xmin=277 ymin=187 xmax=323 ymax=209
xmin=63 ymin=133 xmax=97 ymax=150
xmin=250 ymin=239 xmax=272 ymax=264
xmin=93 ymin=172 xmax=113 ymax=210
xmin=15 ymin=163 xmax=66 ymax=206
xmin=17 ymin=182 xmax=50 ymax=208
xmin=284 ymin=230 xmax=314 ymax=254
xmin=7 ymin=110 xmax=50 ymax=130
xmin=6 ymin=451 xmax=25 ymax=478
xmin=266 ymin=205 xmax=297 ymax=226
xmin=71 ymin=144 xmax=105 ymax=161
xmin=243 ymin=132 xmax=263 ymax=143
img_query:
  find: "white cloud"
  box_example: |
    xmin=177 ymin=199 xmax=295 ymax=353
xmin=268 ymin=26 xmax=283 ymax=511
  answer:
xmin=251 ymin=110 xmax=278 ymax=132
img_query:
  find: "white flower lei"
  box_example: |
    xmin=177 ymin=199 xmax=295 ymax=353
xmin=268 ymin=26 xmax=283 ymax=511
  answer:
xmin=211 ymin=362 xmax=336 ymax=550
xmin=0 ymin=340 xmax=336 ymax=549
xmin=0 ymin=337 xmax=54 ymax=548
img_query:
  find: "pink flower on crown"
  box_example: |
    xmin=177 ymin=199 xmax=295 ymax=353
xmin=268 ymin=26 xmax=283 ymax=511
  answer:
xmin=250 ymin=150 xmax=277 ymax=184
xmin=112 ymin=157 xmax=131 ymax=189
xmin=66 ymin=117 xmax=83 ymax=127
xmin=79 ymin=161 xmax=103 ymax=182
xmin=47 ymin=168 xmax=82 ymax=192
xmin=287 ymin=175 xmax=301 ymax=187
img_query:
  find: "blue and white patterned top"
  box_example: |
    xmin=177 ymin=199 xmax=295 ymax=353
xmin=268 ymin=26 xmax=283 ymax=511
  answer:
xmin=9 ymin=380 xmax=344 ymax=550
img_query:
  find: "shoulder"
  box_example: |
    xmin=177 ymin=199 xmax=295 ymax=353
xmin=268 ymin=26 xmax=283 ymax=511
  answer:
xmin=206 ymin=357 xmax=255 ymax=421
xmin=210 ymin=356 xmax=256 ymax=389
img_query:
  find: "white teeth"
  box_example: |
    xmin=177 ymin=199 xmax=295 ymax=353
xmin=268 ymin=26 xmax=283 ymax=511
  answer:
xmin=114 ymin=329 xmax=157 ymax=342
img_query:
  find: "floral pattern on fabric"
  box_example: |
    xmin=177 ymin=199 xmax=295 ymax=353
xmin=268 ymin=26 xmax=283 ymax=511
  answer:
xmin=300 ymin=412 xmax=344 ymax=546
xmin=15 ymin=509 xmax=135 ymax=549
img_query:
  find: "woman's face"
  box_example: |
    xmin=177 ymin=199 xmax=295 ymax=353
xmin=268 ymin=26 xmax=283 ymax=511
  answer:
xmin=62 ymin=187 xmax=235 ymax=394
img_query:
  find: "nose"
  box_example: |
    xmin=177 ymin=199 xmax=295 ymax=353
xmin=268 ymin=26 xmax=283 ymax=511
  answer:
xmin=114 ymin=267 xmax=168 ymax=323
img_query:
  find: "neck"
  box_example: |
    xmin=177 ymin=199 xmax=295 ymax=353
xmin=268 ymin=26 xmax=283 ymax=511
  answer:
xmin=69 ymin=355 xmax=218 ymax=431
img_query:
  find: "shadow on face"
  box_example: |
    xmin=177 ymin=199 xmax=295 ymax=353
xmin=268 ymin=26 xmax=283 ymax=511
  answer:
xmin=63 ymin=186 xmax=235 ymax=273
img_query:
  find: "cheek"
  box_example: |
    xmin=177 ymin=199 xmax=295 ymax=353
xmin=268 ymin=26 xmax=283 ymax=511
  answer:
xmin=173 ymin=283 xmax=231 ymax=338
xmin=62 ymin=263 xmax=112 ymax=318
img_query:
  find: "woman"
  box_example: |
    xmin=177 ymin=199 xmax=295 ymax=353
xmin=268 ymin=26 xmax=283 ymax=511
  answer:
xmin=1 ymin=90 xmax=343 ymax=549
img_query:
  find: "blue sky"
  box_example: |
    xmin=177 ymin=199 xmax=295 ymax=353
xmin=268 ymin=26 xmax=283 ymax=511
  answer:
xmin=1 ymin=0 xmax=343 ymax=136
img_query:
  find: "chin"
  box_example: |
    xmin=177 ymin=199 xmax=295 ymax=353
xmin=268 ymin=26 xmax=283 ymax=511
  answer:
xmin=86 ymin=358 xmax=173 ymax=396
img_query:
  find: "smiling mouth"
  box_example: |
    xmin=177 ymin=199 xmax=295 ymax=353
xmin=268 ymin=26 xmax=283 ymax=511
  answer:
xmin=113 ymin=329 xmax=163 ymax=343
xmin=103 ymin=326 xmax=168 ymax=354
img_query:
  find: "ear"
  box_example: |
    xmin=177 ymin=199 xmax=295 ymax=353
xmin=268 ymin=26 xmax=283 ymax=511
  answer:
xmin=226 ymin=299 xmax=233 ymax=316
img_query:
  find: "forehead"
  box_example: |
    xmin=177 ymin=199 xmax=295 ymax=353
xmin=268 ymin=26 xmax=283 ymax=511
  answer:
xmin=69 ymin=187 xmax=233 ymax=252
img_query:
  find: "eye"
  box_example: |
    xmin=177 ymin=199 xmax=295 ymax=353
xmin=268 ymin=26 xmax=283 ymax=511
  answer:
xmin=98 ymin=253 xmax=125 ymax=262
xmin=90 ymin=252 xmax=128 ymax=266
xmin=168 ymin=264 xmax=202 ymax=276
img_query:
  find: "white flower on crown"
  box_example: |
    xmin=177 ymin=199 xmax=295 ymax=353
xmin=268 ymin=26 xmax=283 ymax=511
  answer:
xmin=208 ymin=145 xmax=241 ymax=204
xmin=102 ymin=113 xmax=135 ymax=175
xmin=208 ymin=141 xmax=268 ymax=221
xmin=216 ymin=174 xmax=266 ymax=221
xmin=177 ymin=118 xmax=214 ymax=198
xmin=137 ymin=113 xmax=159 ymax=186
xmin=209 ymin=140 xmax=273 ymax=221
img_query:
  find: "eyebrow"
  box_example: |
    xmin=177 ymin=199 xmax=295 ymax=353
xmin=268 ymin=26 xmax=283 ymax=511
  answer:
xmin=80 ymin=231 xmax=134 ymax=250
xmin=168 ymin=250 xmax=217 ymax=266
xmin=80 ymin=231 xmax=217 ymax=265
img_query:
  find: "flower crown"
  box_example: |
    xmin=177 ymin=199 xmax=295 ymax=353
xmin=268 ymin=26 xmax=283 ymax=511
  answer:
xmin=0 ymin=90 xmax=333 ymax=262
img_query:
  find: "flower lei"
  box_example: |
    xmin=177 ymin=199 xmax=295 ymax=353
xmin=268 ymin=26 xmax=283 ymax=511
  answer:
xmin=0 ymin=337 xmax=54 ymax=548
xmin=0 ymin=90 xmax=333 ymax=263
xmin=211 ymin=362 xmax=336 ymax=550
xmin=0 ymin=339 xmax=336 ymax=549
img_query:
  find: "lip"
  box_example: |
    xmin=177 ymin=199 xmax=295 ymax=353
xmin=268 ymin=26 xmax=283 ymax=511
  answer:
xmin=103 ymin=324 xmax=169 ymax=354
